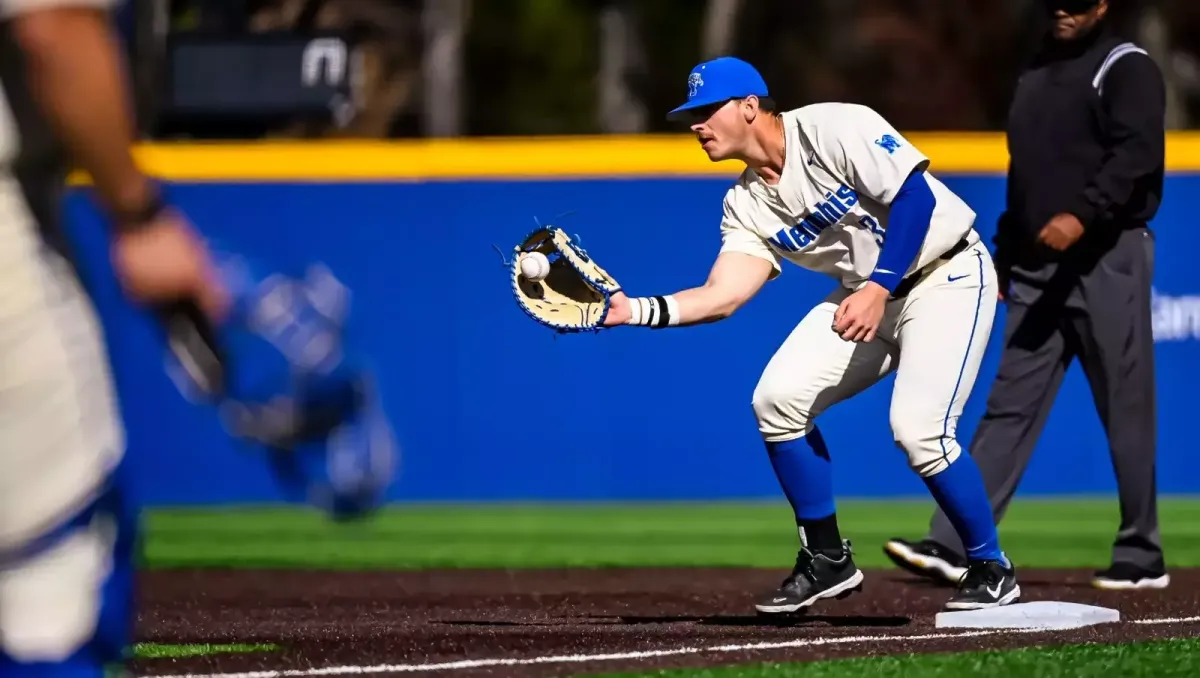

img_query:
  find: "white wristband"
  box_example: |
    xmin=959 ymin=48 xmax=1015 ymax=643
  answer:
xmin=663 ymin=294 xmax=680 ymax=326
xmin=627 ymin=297 xmax=644 ymax=325
xmin=625 ymin=295 xmax=679 ymax=328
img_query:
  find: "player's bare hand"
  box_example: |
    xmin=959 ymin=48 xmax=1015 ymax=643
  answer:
xmin=111 ymin=210 xmax=230 ymax=320
xmin=833 ymin=282 xmax=889 ymax=342
xmin=603 ymin=291 xmax=632 ymax=326
xmin=1038 ymin=213 xmax=1084 ymax=251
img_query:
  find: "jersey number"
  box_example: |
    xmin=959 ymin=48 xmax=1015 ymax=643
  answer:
xmin=859 ymin=215 xmax=885 ymax=247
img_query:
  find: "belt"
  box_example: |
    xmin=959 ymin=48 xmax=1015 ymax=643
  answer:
xmin=890 ymin=237 xmax=971 ymax=299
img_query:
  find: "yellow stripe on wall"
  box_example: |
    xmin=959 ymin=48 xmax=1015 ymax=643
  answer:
xmin=67 ymin=131 xmax=1200 ymax=183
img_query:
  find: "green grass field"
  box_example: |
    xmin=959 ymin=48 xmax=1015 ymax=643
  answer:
xmin=143 ymin=498 xmax=1200 ymax=570
xmin=592 ymin=638 xmax=1200 ymax=677
xmin=133 ymin=643 xmax=279 ymax=659
xmin=140 ymin=498 xmax=1200 ymax=677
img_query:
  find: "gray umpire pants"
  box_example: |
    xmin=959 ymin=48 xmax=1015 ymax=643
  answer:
xmin=925 ymin=226 xmax=1163 ymax=570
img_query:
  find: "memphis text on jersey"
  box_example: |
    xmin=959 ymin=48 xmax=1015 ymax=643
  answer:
xmin=765 ymin=183 xmax=884 ymax=252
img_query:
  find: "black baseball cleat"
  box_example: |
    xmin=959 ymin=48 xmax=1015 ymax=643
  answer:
xmin=755 ymin=540 xmax=865 ymax=615
xmin=883 ymin=537 xmax=968 ymax=585
xmin=1092 ymin=562 xmax=1171 ymax=590
xmin=943 ymin=559 xmax=1021 ymax=611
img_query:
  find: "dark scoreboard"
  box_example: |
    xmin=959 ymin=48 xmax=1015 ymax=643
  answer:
xmin=139 ymin=25 xmax=359 ymax=137
xmin=166 ymin=32 xmax=354 ymax=117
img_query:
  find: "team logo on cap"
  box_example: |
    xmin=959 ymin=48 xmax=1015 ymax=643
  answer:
xmin=688 ymin=72 xmax=704 ymax=99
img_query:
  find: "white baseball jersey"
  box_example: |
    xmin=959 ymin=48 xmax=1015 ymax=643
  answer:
xmin=719 ymin=102 xmax=978 ymax=289
xmin=0 ymin=0 xmax=128 ymax=663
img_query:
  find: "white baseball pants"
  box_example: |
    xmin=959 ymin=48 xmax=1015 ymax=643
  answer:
xmin=0 ymin=186 xmax=130 ymax=668
xmin=752 ymin=238 xmax=998 ymax=477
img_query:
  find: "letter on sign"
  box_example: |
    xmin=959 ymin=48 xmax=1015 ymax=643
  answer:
xmin=302 ymin=38 xmax=348 ymax=87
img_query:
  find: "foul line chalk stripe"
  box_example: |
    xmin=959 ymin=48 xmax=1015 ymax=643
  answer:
xmin=1133 ymin=616 xmax=1200 ymax=625
xmin=142 ymin=615 xmax=1200 ymax=678
xmin=142 ymin=628 xmax=1049 ymax=678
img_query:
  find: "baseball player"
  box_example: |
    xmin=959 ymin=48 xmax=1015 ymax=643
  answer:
xmin=0 ymin=1 xmax=229 ymax=675
xmin=0 ymin=3 xmax=395 ymax=673
xmin=602 ymin=56 xmax=1019 ymax=613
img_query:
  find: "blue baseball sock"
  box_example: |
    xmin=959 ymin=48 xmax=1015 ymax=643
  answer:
xmin=922 ymin=453 xmax=1007 ymax=565
xmin=767 ymin=427 xmax=842 ymax=552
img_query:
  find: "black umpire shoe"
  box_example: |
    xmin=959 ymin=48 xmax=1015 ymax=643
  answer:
xmin=943 ymin=559 xmax=1021 ymax=611
xmin=755 ymin=540 xmax=865 ymax=614
xmin=883 ymin=537 xmax=969 ymax=585
xmin=1093 ymin=562 xmax=1171 ymax=590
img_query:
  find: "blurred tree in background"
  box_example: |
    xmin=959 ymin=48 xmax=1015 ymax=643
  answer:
xmin=144 ymin=0 xmax=1199 ymax=139
xmin=465 ymin=0 xmax=601 ymax=136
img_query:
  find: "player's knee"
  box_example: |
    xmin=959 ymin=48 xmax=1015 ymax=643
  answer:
xmin=0 ymin=534 xmax=106 ymax=663
xmin=909 ymin=449 xmax=961 ymax=477
xmin=889 ymin=411 xmax=926 ymax=452
xmin=751 ymin=380 xmax=811 ymax=440
xmin=889 ymin=417 xmax=958 ymax=477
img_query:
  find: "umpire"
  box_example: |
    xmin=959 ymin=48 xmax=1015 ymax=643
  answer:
xmin=884 ymin=0 xmax=1168 ymax=590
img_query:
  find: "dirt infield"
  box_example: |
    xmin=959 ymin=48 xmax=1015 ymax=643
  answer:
xmin=132 ymin=567 xmax=1200 ymax=677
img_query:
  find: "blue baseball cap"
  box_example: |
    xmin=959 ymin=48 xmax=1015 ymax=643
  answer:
xmin=667 ymin=56 xmax=770 ymax=122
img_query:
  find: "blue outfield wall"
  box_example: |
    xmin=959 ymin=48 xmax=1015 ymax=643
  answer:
xmin=62 ymin=174 xmax=1200 ymax=506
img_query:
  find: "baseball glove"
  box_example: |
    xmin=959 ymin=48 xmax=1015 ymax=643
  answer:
xmin=509 ymin=226 xmax=623 ymax=332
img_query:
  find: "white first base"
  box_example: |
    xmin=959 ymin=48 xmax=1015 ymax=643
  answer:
xmin=935 ymin=601 xmax=1120 ymax=630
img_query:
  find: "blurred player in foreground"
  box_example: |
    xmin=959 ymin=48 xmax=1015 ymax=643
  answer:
xmin=0 ymin=1 xmax=404 ymax=676
xmin=602 ymin=57 xmax=1018 ymax=613
xmin=0 ymin=1 xmax=229 ymax=675
xmin=0 ymin=2 xmax=397 ymax=674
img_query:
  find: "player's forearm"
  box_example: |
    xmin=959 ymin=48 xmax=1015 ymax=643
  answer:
xmin=14 ymin=9 xmax=158 ymax=225
xmin=674 ymin=285 xmax=746 ymax=324
xmin=624 ymin=284 xmax=743 ymax=328
xmin=621 ymin=252 xmax=773 ymax=328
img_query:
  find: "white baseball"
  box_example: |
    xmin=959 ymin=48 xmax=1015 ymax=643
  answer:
xmin=520 ymin=252 xmax=551 ymax=281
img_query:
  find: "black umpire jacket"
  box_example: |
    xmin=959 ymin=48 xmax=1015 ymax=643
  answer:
xmin=996 ymin=22 xmax=1166 ymax=279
